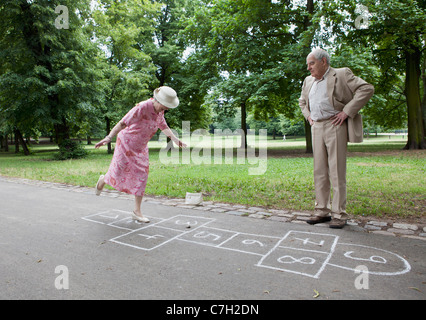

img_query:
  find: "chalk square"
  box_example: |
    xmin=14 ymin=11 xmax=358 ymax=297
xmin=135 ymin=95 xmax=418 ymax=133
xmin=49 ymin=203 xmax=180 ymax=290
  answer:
xmin=110 ymin=216 xmax=163 ymax=230
xmin=111 ymin=226 xmax=183 ymax=251
xmin=257 ymin=246 xmax=330 ymax=278
xmin=177 ymin=226 xmax=238 ymax=247
xmin=82 ymin=209 xmax=130 ymax=225
xmin=155 ymin=215 xmax=215 ymax=232
xmin=326 ymin=243 xmax=411 ymax=276
xmin=219 ymin=233 xmax=281 ymax=256
xmin=279 ymin=231 xmax=339 ymax=254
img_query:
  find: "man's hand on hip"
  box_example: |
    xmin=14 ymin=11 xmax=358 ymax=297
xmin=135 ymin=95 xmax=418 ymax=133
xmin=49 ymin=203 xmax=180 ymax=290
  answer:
xmin=331 ymin=111 xmax=348 ymax=126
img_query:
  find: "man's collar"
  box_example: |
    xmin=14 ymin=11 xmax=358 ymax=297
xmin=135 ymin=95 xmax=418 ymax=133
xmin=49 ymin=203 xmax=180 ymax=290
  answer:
xmin=323 ymin=67 xmax=331 ymax=79
xmin=315 ymin=67 xmax=331 ymax=81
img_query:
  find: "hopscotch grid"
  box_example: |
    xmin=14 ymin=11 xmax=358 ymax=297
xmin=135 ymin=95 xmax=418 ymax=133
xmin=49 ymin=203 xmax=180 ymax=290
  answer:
xmin=216 ymin=229 xmax=283 ymax=255
xmin=211 ymin=227 xmax=283 ymax=241
xmin=256 ymin=263 xmax=320 ymax=279
xmin=177 ymin=237 xmax=266 ymax=257
xmin=110 ymin=238 xmax=162 ymax=251
xmin=216 ymin=232 xmax=240 ymax=247
xmin=109 ymin=214 xmax=205 ymax=242
xmin=110 ymin=215 xmax=216 ymax=251
xmin=326 ymin=243 xmax=411 ymax=276
xmin=82 ymin=212 xmax=412 ymax=279
xmin=176 ymin=226 xmax=283 ymax=254
xmin=277 ymin=245 xmax=332 ymax=255
xmin=175 ymin=226 xmax=238 ymax=248
xmin=81 ymin=209 xmax=116 ymax=224
xmin=81 ymin=218 xmax=108 ymax=226
xmin=256 ymin=231 xmax=340 ymax=279
xmin=312 ymin=235 xmax=339 ymax=279
xmin=107 ymin=217 xmax=148 ymax=231
xmin=111 ymin=229 xmax=186 ymax=252
xmin=151 ymin=224 xmax=197 ymax=233
xmin=109 ymin=216 xmax=164 ymax=232
xmin=256 ymin=231 xmax=292 ymax=268
xmin=178 ymin=238 xmax=224 ymax=248
xmin=81 ymin=209 xmax=163 ymax=231
xmin=109 ymin=216 xmax=178 ymax=243
xmin=218 ymin=245 xmax=265 ymax=257
xmin=181 ymin=225 xmax=282 ymax=242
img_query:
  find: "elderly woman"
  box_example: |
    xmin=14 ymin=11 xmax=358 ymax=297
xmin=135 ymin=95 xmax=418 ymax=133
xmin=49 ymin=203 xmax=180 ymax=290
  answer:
xmin=95 ymin=86 xmax=186 ymax=223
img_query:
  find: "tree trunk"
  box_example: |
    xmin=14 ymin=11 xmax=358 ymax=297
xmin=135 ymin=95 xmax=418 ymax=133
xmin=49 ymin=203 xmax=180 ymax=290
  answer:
xmin=105 ymin=116 xmax=113 ymax=154
xmin=14 ymin=128 xmax=30 ymax=156
xmin=302 ymin=0 xmax=315 ymax=154
xmin=4 ymin=134 xmax=9 ymax=152
xmin=15 ymin=132 xmax=19 ymax=153
xmin=54 ymin=117 xmax=70 ymax=145
xmin=304 ymin=120 xmax=313 ymax=153
xmin=240 ymin=101 xmax=247 ymax=149
xmin=403 ymin=45 xmax=426 ymax=150
xmin=421 ymin=53 xmax=426 ymax=142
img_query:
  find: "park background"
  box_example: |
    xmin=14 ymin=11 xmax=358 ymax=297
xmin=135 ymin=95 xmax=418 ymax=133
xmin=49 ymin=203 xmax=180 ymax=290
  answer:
xmin=0 ymin=0 xmax=425 ymax=222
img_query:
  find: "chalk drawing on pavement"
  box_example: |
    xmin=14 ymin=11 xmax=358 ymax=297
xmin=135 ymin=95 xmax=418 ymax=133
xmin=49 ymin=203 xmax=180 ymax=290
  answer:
xmin=82 ymin=210 xmax=411 ymax=279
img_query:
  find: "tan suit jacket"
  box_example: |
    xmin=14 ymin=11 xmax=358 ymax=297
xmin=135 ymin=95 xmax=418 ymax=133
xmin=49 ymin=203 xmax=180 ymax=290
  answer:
xmin=299 ymin=67 xmax=374 ymax=142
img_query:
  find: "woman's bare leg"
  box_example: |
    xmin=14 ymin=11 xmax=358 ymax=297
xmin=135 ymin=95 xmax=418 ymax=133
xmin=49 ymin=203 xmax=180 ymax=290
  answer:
xmin=134 ymin=195 xmax=144 ymax=216
xmin=133 ymin=195 xmax=149 ymax=222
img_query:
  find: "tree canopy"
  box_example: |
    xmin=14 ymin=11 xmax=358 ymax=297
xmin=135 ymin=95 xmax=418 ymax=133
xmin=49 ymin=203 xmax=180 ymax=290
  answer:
xmin=0 ymin=0 xmax=424 ymax=153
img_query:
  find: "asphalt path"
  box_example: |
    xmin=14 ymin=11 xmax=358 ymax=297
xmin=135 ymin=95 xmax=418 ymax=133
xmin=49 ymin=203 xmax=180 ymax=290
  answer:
xmin=1 ymin=178 xmax=425 ymax=301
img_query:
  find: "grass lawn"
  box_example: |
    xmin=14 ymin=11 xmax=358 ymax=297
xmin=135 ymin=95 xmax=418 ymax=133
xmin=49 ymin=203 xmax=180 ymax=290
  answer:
xmin=0 ymin=135 xmax=424 ymax=220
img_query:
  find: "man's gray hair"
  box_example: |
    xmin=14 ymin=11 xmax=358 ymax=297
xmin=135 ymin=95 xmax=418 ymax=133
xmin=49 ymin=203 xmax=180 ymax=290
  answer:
xmin=310 ymin=48 xmax=330 ymax=65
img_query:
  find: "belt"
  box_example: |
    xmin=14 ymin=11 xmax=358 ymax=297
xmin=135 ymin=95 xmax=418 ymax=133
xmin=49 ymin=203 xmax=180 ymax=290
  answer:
xmin=314 ymin=117 xmax=333 ymax=123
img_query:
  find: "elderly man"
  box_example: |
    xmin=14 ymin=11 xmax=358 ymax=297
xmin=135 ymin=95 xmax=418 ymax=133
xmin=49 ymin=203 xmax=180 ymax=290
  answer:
xmin=299 ymin=48 xmax=374 ymax=229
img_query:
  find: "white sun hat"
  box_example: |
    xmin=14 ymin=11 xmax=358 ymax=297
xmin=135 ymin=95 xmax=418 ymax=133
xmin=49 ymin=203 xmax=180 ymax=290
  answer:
xmin=153 ymin=86 xmax=180 ymax=109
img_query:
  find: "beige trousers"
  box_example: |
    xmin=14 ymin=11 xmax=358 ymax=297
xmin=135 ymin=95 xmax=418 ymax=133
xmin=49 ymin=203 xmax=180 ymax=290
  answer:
xmin=312 ymin=119 xmax=349 ymax=220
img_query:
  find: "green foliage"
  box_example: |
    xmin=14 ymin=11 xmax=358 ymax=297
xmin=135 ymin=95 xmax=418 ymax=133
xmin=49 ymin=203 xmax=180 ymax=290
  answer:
xmin=54 ymin=139 xmax=88 ymax=160
xmin=0 ymin=0 xmax=103 ymax=143
xmin=92 ymin=0 xmax=159 ymax=126
xmin=146 ymin=0 xmax=213 ymax=131
xmin=320 ymin=0 xmax=426 ymax=148
xmin=186 ymin=0 xmax=297 ymax=120
xmin=0 ymin=0 xmax=424 ymax=151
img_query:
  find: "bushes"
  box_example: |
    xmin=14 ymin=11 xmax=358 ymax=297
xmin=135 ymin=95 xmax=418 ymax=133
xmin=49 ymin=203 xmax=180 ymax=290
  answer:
xmin=54 ymin=139 xmax=88 ymax=160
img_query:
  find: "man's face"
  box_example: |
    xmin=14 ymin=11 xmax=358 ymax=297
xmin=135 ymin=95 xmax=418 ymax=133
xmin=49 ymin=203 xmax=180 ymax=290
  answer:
xmin=306 ymin=54 xmax=328 ymax=80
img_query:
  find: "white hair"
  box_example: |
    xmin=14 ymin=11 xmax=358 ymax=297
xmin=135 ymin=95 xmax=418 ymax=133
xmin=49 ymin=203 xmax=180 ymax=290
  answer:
xmin=309 ymin=48 xmax=330 ymax=65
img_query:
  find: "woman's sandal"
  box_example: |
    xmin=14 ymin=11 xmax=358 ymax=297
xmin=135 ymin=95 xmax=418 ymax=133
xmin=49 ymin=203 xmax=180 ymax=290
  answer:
xmin=132 ymin=211 xmax=150 ymax=223
xmin=95 ymin=175 xmax=105 ymax=196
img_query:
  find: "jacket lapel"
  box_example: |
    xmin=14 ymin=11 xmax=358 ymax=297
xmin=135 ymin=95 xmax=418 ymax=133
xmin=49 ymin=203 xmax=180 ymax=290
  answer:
xmin=305 ymin=77 xmax=315 ymax=110
xmin=327 ymin=67 xmax=337 ymax=108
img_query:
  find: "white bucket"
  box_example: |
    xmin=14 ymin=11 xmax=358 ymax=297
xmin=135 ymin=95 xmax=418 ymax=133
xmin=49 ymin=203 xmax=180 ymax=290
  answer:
xmin=185 ymin=192 xmax=203 ymax=205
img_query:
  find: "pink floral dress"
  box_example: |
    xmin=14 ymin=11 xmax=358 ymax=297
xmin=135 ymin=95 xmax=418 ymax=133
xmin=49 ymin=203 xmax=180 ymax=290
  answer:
xmin=104 ymin=99 xmax=169 ymax=196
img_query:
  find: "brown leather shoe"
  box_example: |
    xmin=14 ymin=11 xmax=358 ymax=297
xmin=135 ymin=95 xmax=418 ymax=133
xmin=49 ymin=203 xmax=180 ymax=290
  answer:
xmin=306 ymin=216 xmax=331 ymax=225
xmin=329 ymin=218 xmax=346 ymax=229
